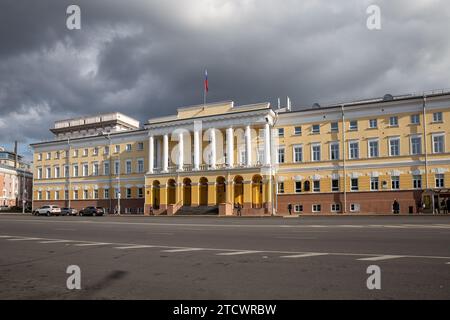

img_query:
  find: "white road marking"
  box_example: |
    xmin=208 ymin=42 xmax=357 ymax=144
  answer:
xmin=7 ymin=237 xmax=41 ymax=241
xmin=162 ymin=248 xmax=204 ymax=253
xmin=280 ymin=253 xmax=329 ymax=258
xmin=0 ymin=235 xmax=13 ymax=238
xmin=39 ymin=240 xmax=73 ymax=244
xmin=72 ymin=243 xmax=110 ymax=247
xmin=357 ymin=255 xmax=405 ymax=261
xmin=114 ymin=245 xmax=156 ymax=250
xmin=217 ymin=251 xmax=262 ymax=256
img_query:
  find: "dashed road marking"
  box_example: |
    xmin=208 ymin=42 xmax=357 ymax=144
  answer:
xmin=115 ymin=245 xmax=157 ymax=250
xmin=357 ymin=255 xmax=405 ymax=261
xmin=217 ymin=251 xmax=262 ymax=256
xmin=162 ymin=248 xmax=204 ymax=253
xmin=280 ymin=253 xmax=329 ymax=259
xmin=72 ymin=242 xmax=111 ymax=247
xmin=7 ymin=237 xmax=41 ymax=241
xmin=39 ymin=240 xmax=73 ymax=244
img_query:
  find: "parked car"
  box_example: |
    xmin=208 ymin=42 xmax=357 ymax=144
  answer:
xmin=33 ymin=205 xmax=61 ymax=216
xmin=79 ymin=206 xmax=104 ymax=216
xmin=61 ymin=207 xmax=78 ymax=216
xmin=0 ymin=205 xmax=9 ymax=211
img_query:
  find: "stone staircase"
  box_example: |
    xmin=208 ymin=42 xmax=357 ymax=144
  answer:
xmin=175 ymin=206 xmax=219 ymax=216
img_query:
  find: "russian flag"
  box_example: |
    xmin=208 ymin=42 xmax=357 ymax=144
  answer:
xmin=204 ymin=69 xmax=209 ymax=93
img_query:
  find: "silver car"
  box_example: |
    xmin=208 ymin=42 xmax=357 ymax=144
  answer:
xmin=33 ymin=205 xmax=61 ymax=216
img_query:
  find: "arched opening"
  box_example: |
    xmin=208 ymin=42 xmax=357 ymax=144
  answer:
xmin=167 ymin=179 xmax=176 ymax=205
xmin=199 ymin=177 xmax=208 ymax=206
xmin=252 ymin=175 xmax=263 ymax=208
xmin=152 ymin=180 xmax=160 ymax=209
xmin=183 ymin=178 xmax=192 ymax=206
xmin=216 ymin=176 xmax=226 ymax=204
xmin=234 ymin=176 xmax=244 ymax=206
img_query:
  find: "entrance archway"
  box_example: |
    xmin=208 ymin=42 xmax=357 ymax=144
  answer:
xmin=152 ymin=180 xmax=160 ymax=209
xmin=167 ymin=179 xmax=176 ymax=205
xmin=216 ymin=176 xmax=226 ymax=204
xmin=252 ymin=175 xmax=263 ymax=208
xmin=199 ymin=177 xmax=208 ymax=206
xmin=183 ymin=178 xmax=192 ymax=206
xmin=234 ymin=176 xmax=244 ymax=206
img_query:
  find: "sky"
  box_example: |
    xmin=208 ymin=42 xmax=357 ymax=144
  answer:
xmin=0 ymin=0 xmax=449 ymax=159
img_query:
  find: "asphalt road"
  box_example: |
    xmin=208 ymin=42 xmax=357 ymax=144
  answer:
xmin=0 ymin=214 xmax=449 ymax=299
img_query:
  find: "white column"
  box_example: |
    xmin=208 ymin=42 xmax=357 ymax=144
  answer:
xmin=245 ymin=125 xmax=252 ymax=167
xmin=226 ymin=127 xmax=234 ymax=168
xmin=162 ymin=134 xmax=169 ymax=172
xmin=194 ymin=129 xmax=200 ymax=170
xmin=149 ymin=136 xmax=154 ymax=173
xmin=210 ymin=129 xmax=216 ymax=169
xmin=178 ymin=132 xmax=184 ymax=171
xmin=264 ymin=123 xmax=271 ymax=166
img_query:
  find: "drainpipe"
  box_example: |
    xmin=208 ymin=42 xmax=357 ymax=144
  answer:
xmin=341 ymin=105 xmax=347 ymax=214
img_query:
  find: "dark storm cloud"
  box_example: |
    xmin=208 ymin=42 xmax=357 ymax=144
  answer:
xmin=0 ymin=0 xmax=449 ymax=157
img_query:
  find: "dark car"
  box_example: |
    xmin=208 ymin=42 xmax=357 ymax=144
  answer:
xmin=79 ymin=206 xmax=104 ymax=216
xmin=61 ymin=207 xmax=78 ymax=216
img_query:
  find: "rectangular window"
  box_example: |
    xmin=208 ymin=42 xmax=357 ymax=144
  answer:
xmin=390 ymin=116 xmax=398 ymax=127
xmin=64 ymin=165 xmax=69 ymax=178
xmin=55 ymin=151 xmax=60 ymax=159
xmin=313 ymin=180 xmax=320 ymax=192
xmin=368 ymin=139 xmax=379 ymax=158
xmin=410 ymin=114 xmax=420 ymax=124
xmin=93 ymin=189 xmax=99 ymax=199
xmin=104 ymin=146 xmax=110 ymax=155
xmin=93 ymin=147 xmax=99 ymax=156
xmin=126 ymin=188 xmax=132 ymax=199
xmin=126 ymin=144 xmax=132 ymax=152
xmin=277 ymin=147 xmax=285 ymax=164
xmin=295 ymin=181 xmax=302 ymax=193
xmin=73 ymin=190 xmax=78 ymax=200
xmin=293 ymin=145 xmax=303 ymax=163
xmin=435 ymin=174 xmax=444 ymax=188
xmin=312 ymin=144 xmax=321 ymax=162
xmin=138 ymin=188 xmax=144 ymax=198
xmin=83 ymin=148 xmax=88 ymax=156
xmin=126 ymin=160 xmax=132 ymax=174
xmin=312 ymin=204 xmax=321 ymax=213
xmin=331 ymin=122 xmax=339 ymax=132
xmin=391 ymin=176 xmax=400 ymax=190
xmin=114 ymin=161 xmax=120 ymax=175
xmin=46 ymin=167 xmax=51 ymax=179
xmin=64 ymin=190 xmax=69 ymax=200
xmin=294 ymin=127 xmax=302 ymax=135
xmin=332 ymin=179 xmax=339 ymax=192
xmin=349 ymin=141 xmax=359 ymax=159
xmin=46 ymin=191 xmax=51 ymax=200
xmin=104 ymin=189 xmax=109 ymax=199
xmin=104 ymin=162 xmax=110 ymax=175
xmin=93 ymin=163 xmax=99 ymax=176
xmin=37 ymin=153 xmax=42 ymax=161
xmin=54 ymin=191 xmax=59 ymax=201
xmin=413 ymin=175 xmax=422 ymax=189
xmin=73 ymin=165 xmax=79 ymax=177
xmin=433 ymin=112 xmax=443 ymax=123
xmin=389 ymin=137 xmax=400 ymax=156
xmin=350 ymin=203 xmax=360 ymax=212
xmin=137 ymin=142 xmax=144 ymax=151
xmin=349 ymin=120 xmax=358 ymax=130
xmin=82 ymin=164 xmax=89 ymax=176
xmin=294 ymin=205 xmax=303 ymax=213
xmin=351 ymin=178 xmax=359 ymax=191
xmin=330 ymin=142 xmax=339 ymax=160
xmin=277 ymin=182 xmax=284 ymax=194
xmin=278 ymin=128 xmax=284 ymax=137
xmin=46 ymin=152 xmax=51 ymax=160
xmin=65 ymin=150 xmax=69 ymax=158
xmin=54 ymin=166 xmax=60 ymax=178
xmin=37 ymin=168 xmax=42 ymax=179
xmin=331 ymin=203 xmax=341 ymax=212
xmin=115 ymin=145 xmax=120 ymax=153
xmin=37 ymin=191 xmax=42 ymax=200
xmin=370 ymin=177 xmax=379 ymax=191
xmin=312 ymin=124 xmax=320 ymax=134
xmin=83 ymin=190 xmax=89 ymax=200
xmin=411 ymin=136 xmax=422 ymax=155
xmin=433 ymin=134 xmax=444 ymax=154
xmin=369 ymin=119 xmax=377 ymax=128
xmin=137 ymin=159 xmax=144 ymax=173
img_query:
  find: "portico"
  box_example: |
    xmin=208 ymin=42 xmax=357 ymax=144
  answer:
xmin=144 ymin=101 xmax=276 ymax=216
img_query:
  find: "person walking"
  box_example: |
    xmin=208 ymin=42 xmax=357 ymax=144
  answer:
xmin=446 ymin=198 xmax=450 ymax=215
xmin=287 ymin=203 xmax=293 ymax=215
xmin=149 ymin=204 xmax=154 ymax=216
xmin=393 ymin=199 xmax=400 ymax=214
xmin=236 ymin=202 xmax=242 ymax=217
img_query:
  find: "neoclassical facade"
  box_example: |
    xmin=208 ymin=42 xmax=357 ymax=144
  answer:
xmin=31 ymin=91 xmax=450 ymax=215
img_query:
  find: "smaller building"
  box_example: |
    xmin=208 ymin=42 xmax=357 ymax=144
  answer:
xmin=0 ymin=145 xmax=33 ymax=208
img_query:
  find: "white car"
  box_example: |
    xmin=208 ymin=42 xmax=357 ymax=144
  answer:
xmin=33 ymin=205 xmax=61 ymax=216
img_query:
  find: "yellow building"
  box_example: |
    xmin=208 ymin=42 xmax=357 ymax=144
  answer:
xmin=31 ymin=91 xmax=450 ymax=215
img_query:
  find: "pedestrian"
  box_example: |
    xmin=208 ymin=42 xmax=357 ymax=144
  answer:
xmin=446 ymin=198 xmax=450 ymax=215
xmin=416 ymin=200 xmax=422 ymax=214
xmin=149 ymin=204 xmax=154 ymax=216
xmin=440 ymin=199 xmax=446 ymax=214
xmin=236 ymin=202 xmax=242 ymax=217
xmin=393 ymin=199 xmax=400 ymax=214
xmin=287 ymin=203 xmax=293 ymax=215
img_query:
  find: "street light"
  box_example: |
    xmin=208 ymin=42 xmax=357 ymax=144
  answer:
xmin=22 ymin=189 xmax=27 ymax=214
